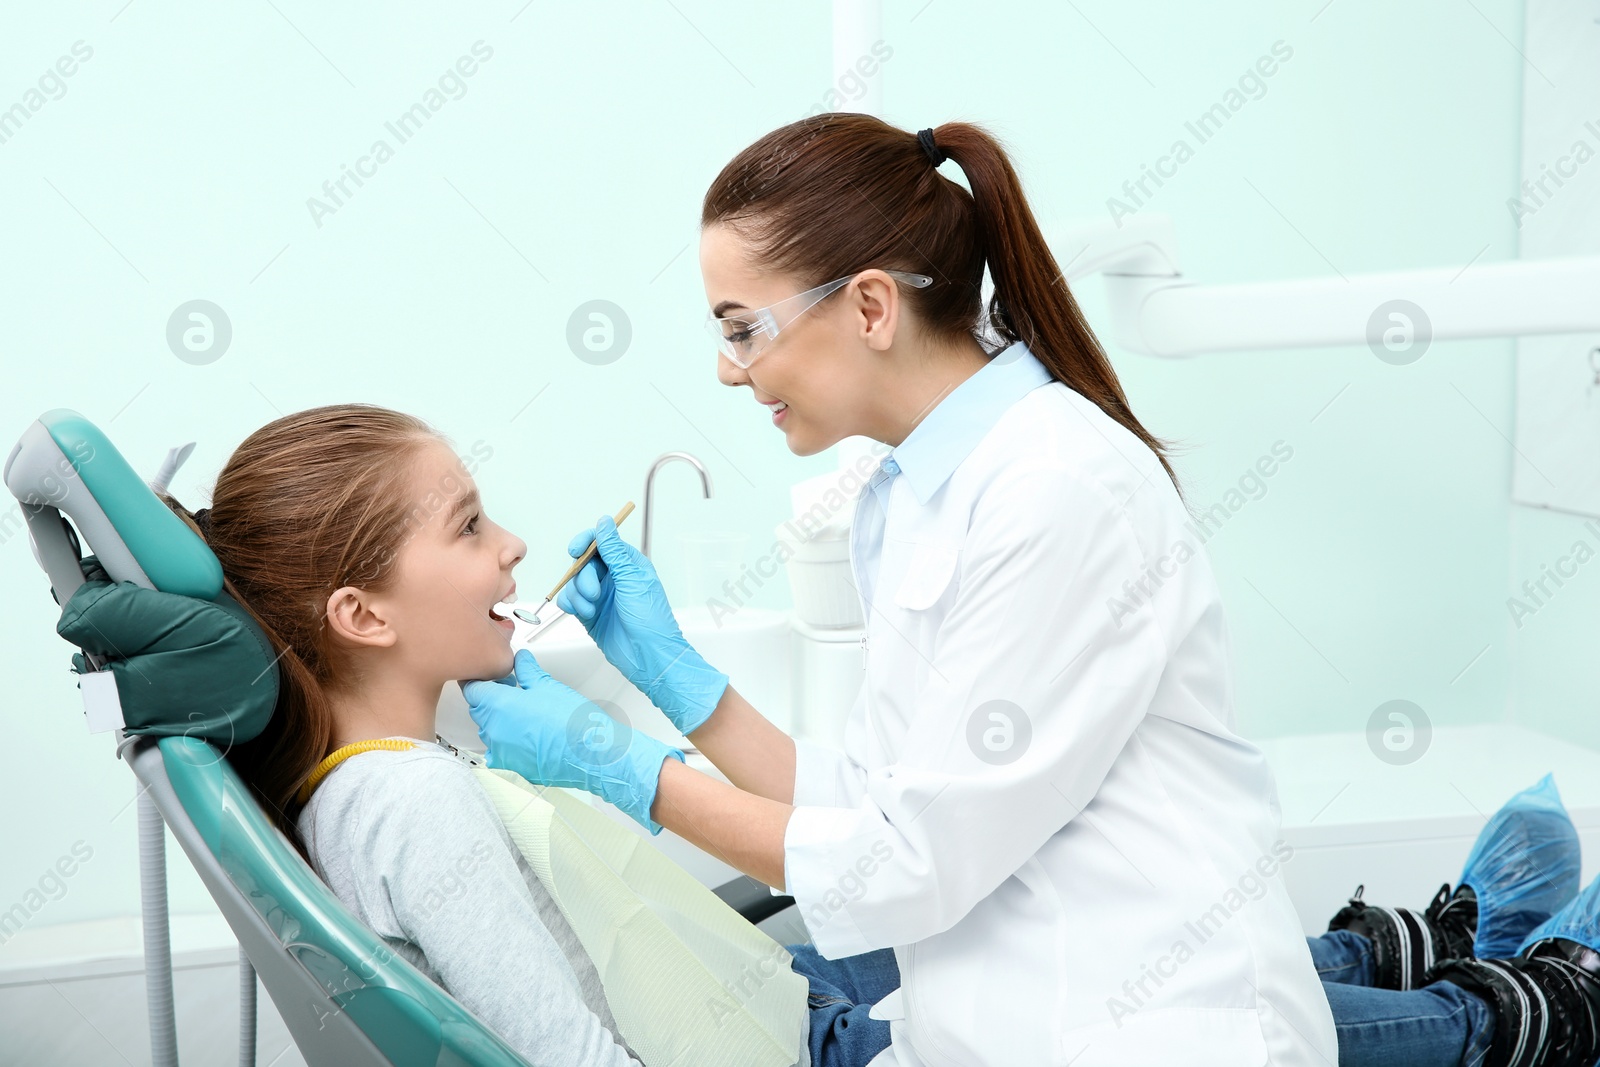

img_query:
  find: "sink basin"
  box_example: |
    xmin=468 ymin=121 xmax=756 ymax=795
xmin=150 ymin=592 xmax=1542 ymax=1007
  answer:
xmin=433 ymin=605 xmax=795 ymax=891
xmin=437 ymin=605 xmax=795 ymax=754
xmin=528 ymin=605 xmax=794 ymax=750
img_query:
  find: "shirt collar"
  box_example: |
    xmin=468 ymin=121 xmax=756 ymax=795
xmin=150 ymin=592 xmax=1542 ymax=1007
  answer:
xmin=887 ymin=340 xmax=1054 ymax=506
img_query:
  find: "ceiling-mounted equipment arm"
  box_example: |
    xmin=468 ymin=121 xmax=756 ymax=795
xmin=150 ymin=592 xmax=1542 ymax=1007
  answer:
xmin=1056 ymin=214 xmax=1600 ymax=358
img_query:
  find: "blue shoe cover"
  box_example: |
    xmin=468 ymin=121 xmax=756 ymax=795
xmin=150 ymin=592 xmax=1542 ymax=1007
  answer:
xmin=1519 ymin=860 xmax=1600 ymax=958
xmin=1465 ymin=773 xmax=1581 ymax=958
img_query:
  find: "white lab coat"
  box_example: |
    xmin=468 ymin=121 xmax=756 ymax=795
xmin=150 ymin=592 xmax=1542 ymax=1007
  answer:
xmin=781 ymin=351 xmax=1337 ymax=1066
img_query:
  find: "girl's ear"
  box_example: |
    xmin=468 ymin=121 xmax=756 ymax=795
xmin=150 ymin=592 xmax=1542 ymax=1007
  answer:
xmin=324 ymin=586 xmax=398 ymax=650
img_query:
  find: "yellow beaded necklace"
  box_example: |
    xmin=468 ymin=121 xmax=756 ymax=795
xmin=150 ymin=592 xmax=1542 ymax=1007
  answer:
xmin=296 ymin=734 xmax=482 ymax=805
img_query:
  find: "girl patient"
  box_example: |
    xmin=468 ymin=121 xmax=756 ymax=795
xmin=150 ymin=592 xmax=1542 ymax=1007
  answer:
xmin=165 ymin=403 xmax=650 ymax=1065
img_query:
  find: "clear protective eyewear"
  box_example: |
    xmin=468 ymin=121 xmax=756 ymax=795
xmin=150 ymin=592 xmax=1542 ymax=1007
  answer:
xmin=705 ymin=269 xmax=934 ymax=369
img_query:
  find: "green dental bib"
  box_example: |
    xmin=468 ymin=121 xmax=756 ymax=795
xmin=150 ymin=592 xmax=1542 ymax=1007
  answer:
xmin=472 ymin=766 xmax=810 ymax=1067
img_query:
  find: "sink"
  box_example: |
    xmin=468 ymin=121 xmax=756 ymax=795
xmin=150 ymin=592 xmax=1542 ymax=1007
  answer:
xmin=434 ymin=606 xmax=794 ymax=755
xmin=524 ymin=605 xmax=794 ymax=750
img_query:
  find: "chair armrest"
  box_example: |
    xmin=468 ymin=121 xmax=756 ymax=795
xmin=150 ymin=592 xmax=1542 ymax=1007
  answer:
xmin=712 ymin=874 xmax=796 ymax=925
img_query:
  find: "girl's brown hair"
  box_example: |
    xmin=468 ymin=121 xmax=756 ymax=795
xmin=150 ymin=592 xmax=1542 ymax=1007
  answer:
xmin=159 ymin=404 xmax=440 ymax=864
xmin=701 ymin=112 xmax=1184 ymax=501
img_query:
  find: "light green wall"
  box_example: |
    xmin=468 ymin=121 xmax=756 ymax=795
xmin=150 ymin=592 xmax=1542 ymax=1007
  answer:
xmin=880 ymin=0 xmax=1528 ymax=742
xmin=0 ymin=0 xmax=1542 ymax=927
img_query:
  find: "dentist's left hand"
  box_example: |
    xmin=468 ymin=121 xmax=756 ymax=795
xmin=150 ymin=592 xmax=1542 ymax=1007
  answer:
xmin=462 ymin=649 xmax=685 ymax=835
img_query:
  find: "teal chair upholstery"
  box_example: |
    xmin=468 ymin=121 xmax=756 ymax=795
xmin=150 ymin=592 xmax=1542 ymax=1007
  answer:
xmin=129 ymin=732 xmax=535 ymax=1066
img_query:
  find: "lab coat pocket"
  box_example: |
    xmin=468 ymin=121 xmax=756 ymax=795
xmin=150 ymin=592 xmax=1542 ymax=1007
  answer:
xmin=891 ymin=543 xmax=960 ymax=612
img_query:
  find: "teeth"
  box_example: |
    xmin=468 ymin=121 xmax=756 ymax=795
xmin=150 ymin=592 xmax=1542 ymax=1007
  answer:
xmin=489 ymin=590 xmax=517 ymax=620
xmin=772 ymin=402 xmax=787 ymax=412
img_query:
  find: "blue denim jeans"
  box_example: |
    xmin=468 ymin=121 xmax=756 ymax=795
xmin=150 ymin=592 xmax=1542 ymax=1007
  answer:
xmin=786 ymin=943 xmax=900 ymax=1067
xmin=1309 ymin=930 xmax=1496 ymax=1066
xmin=786 ymin=932 xmax=1499 ymax=1067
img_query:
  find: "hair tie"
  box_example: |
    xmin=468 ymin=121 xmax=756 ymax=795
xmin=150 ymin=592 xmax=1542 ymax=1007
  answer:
xmin=191 ymin=507 xmax=212 ymax=538
xmin=917 ymin=128 xmax=946 ymax=167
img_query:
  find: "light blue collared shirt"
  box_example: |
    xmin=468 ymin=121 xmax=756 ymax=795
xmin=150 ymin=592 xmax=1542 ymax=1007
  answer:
xmin=852 ymin=339 xmax=1055 ymax=610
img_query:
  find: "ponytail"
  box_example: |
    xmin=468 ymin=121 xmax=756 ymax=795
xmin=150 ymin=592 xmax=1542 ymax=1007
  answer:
xmin=703 ymin=113 xmax=1185 ymax=503
xmin=159 ymin=494 xmax=334 ymax=867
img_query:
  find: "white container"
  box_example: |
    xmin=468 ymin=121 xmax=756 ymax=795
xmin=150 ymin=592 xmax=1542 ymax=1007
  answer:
xmin=775 ymin=520 xmax=863 ymax=629
xmin=790 ymin=615 xmax=865 ymax=747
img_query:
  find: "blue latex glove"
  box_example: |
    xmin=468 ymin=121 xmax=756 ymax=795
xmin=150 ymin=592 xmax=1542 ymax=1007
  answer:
xmin=461 ymin=649 xmax=685 ymax=835
xmin=556 ymin=515 xmax=729 ymax=736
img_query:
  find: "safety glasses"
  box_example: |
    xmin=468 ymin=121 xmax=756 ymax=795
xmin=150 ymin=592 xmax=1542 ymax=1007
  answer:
xmin=705 ymin=269 xmax=934 ymax=369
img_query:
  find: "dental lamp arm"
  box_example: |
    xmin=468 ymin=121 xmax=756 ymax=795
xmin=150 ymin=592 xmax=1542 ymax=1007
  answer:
xmin=1059 ymin=214 xmax=1600 ymax=356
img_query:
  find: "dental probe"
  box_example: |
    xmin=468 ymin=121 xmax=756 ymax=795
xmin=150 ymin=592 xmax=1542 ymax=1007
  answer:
xmin=512 ymin=500 xmax=635 ymax=625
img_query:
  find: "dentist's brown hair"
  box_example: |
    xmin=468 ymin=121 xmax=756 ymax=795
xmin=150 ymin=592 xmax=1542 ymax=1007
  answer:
xmin=701 ymin=113 xmax=1184 ymax=501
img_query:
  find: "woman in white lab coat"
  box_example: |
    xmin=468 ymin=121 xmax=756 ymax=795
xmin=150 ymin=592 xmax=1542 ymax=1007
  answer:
xmin=472 ymin=114 xmax=1339 ymax=1066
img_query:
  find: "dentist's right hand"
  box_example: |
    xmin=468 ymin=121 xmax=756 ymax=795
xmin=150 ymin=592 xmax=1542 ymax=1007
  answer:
xmin=557 ymin=515 xmax=729 ymax=736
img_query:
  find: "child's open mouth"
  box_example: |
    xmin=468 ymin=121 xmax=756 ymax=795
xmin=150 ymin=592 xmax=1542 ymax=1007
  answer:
xmin=489 ymin=594 xmax=515 ymax=635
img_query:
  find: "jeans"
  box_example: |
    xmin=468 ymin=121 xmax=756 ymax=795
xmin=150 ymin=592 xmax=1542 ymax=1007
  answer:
xmin=785 ymin=932 xmax=1499 ymax=1067
xmin=1310 ymin=929 xmax=1496 ymax=1066
xmin=786 ymin=943 xmax=900 ymax=1067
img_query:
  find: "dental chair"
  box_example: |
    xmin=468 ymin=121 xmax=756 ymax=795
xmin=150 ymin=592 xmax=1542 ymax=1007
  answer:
xmin=4 ymin=409 xmax=798 ymax=1067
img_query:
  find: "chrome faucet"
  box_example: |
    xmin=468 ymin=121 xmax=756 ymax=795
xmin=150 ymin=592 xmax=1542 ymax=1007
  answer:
xmin=642 ymin=452 xmax=713 ymax=559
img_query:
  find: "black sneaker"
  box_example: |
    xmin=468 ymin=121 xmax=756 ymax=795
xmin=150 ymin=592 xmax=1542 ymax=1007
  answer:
xmin=1424 ymin=937 xmax=1600 ymax=1067
xmin=1326 ymin=881 xmax=1479 ymax=990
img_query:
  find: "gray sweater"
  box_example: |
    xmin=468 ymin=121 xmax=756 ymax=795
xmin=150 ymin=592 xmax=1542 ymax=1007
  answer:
xmin=297 ymin=739 xmax=645 ymax=1067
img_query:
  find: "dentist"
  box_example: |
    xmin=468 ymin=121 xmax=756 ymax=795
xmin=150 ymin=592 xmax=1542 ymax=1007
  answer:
xmin=465 ymin=114 xmax=1337 ymax=1066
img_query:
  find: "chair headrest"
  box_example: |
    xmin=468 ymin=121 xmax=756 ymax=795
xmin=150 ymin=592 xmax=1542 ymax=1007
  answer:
xmin=4 ymin=408 xmax=222 ymax=602
xmin=8 ymin=409 xmax=280 ymax=743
